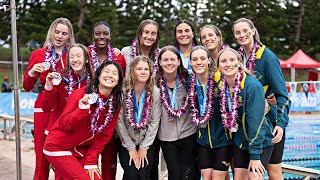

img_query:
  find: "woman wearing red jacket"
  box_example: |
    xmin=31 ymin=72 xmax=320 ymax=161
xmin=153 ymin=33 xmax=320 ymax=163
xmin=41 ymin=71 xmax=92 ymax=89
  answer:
xmin=44 ymin=61 xmax=123 ymax=180
xmin=87 ymin=21 xmax=126 ymax=180
xmin=23 ymin=17 xmax=75 ymax=180
xmin=41 ymin=43 xmax=93 ymax=136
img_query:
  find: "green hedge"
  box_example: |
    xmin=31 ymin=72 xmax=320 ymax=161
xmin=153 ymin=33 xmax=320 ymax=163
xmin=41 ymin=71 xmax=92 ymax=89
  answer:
xmin=0 ymin=47 xmax=31 ymax=61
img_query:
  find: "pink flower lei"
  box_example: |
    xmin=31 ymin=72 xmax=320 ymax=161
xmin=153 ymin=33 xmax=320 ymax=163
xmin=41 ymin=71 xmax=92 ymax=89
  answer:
xmin=159 ymin=75 xmax=188 ymax=119
xmin=219 ymin=70 xmax=244 ymax=132
xmin=44 ymin=43 xmax=67 ymax=72
xmin=125 ymin=87 xmax=152 ymax=129
xmin=238 ymin=41 xmax=260 ymax=73
xmin=90 ymin=91 xmax=116 ymax=135
xmin=65 ymin=69 xmax=91 ymax=99
xmin=189 ymin=73 xmax=215 ymax=125
xmin=131 ymin=40 xmax=160 ymax=73
xmin=88 ymin=42 xmax=115 ymax=71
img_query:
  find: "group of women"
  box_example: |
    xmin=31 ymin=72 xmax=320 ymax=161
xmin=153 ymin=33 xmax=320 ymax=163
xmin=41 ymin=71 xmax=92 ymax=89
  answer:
xmin=23 ymin=17 xmax=291 ymax=180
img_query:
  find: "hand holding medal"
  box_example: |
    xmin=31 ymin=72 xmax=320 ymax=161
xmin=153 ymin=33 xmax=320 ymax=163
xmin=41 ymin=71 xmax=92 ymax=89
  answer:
xmin=52 ymin=73 xmax=62 ymax=85
xmin=42 ymin=62 xmax=51 ymax=71
xmin=46 ymin=72 xmax=61 ymax=86
xmin=88 ymin=93 xmax=99 ymax=105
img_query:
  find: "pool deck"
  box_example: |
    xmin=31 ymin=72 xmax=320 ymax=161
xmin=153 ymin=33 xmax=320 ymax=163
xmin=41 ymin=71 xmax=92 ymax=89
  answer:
xmin=0 ymin=138 xmax=124 ymax=180
xmin=0 ymin=112 xmax=319 ymax=179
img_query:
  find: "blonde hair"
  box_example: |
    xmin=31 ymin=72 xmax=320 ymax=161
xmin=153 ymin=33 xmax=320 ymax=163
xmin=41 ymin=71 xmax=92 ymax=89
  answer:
xmin=232 ymin=18 xmax=263 ymax=46
xmin=45 ymin=17 xmax=75 ymax=46
xmin=216 ymin=47 xmax=253 ymax=76
xmin=125 ymin=56 xmax=155 ymax=95
xmin=200 ymin=25 xmax=223 ymax=49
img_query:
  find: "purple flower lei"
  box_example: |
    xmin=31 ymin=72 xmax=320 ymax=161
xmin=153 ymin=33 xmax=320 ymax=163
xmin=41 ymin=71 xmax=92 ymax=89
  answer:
xmin=219 ymin=43 xmax=228 ymax=51
xmin=189 ymin=73 xmax=215 ymax=125
xmin=219 ymin=70 xmax=244 ymax=132
xmin=88 ymin=42 xmax=115 ymax=71
xmin=89 ymin=92 xmax=116 ymax=135
xmin=125 ymin=88 xmax=152 ymax=129
xmin=159 ymin=75 xmax=188 ymax=119
xmin=131 ymin=40 xmax=160 ymax=73
xmin=238 ymin=41 xmax=261 ymax=73
xmin=65 ymin=70 xmax=91 ymax=99
xmin=44 ymin=43 xmax=67 ymax=72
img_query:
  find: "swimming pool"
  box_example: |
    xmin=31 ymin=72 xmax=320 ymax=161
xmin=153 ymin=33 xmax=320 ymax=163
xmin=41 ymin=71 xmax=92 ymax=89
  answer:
xmin=282 ymin=115 xmax=320 ymax=179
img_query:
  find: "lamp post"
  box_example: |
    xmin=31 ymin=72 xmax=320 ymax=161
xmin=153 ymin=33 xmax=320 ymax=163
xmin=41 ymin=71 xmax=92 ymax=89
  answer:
xmin=10 ymin=0 xmax=22 ymax=179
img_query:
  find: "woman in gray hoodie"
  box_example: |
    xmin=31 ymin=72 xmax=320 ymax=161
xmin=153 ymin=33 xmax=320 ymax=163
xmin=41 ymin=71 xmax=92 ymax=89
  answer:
xmin=116 ymin=56 xmax=161 ymax=180
xmin=156 ymin=46 xmax=197 ymax=180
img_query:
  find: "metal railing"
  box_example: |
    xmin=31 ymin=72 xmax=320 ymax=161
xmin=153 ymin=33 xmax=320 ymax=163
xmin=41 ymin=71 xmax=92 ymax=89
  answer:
xmin=0 ymin=114 xmax=33 ymax=140
xmin=282 ymin=163 xmax=320 ymax=179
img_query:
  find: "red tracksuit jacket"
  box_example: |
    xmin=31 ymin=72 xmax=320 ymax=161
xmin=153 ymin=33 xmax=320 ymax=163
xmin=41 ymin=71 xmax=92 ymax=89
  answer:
xmin=41 ymin=73 xmax=88 ymax=133
xmin=43 ymin=87 xmax=120 ymax=168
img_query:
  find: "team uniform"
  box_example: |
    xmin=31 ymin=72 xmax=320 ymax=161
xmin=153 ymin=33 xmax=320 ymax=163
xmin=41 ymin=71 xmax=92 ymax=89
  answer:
xmin=87 ymin=45 xmax=126 ymax=180
xmin=195 ymin=72 xmax=234 ymax=171
xmin=43 ymin=87 xmax=120 ymax=179
xmin=23 ymin=47 xmax=67 ymax=180
xmin=241 ymin=45 xmax=291 ymax=164
xmin=225 ymin=73 xmax=274 ymax=169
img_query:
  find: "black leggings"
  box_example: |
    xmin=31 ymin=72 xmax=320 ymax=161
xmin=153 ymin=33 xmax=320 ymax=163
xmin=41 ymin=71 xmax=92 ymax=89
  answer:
xmin=160 ymin=134 xmax=197 ymax=180
xmin=269 ymin=128 xmax=286 ymax=164
xmin=118 ymin=141 xmax=156 ymax=180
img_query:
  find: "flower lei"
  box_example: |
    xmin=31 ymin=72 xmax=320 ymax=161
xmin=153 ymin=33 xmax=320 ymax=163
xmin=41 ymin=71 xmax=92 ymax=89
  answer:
xmin=89 ymin=91 xmax=116 ymax=135
xmin=238 ymin=41 xmax=260 ymax=73
xmin=44 ymin=43 xmax=67 ymax=72
xmin=189 ymin=73 xmax=215 ymax=125
xmin=88 ymin=42 xmax=115 ymax=71
xmin=125 ymin=87 xmax=152 ymax=129
xmin=131 ymin=40 xmax=160 ymax=72
xmin=219 ymin=43 xmax=228 ymax=51
xmin=219 ymin=70 xmax=244 ymax=132
xmin=65 ymin=70 xmax=91 ymax=98
xmin=159 ymin=75 xmax=188 ymax=119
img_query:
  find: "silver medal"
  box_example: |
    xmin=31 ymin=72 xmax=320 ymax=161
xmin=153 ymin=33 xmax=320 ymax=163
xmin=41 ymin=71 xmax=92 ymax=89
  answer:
xmin=43 ymin=62 xmax=51 ymax=71
xmin=52 ymin=74 xmax=62 ymax=85
xmin=88 ymin=93 xmax=99 ymax=104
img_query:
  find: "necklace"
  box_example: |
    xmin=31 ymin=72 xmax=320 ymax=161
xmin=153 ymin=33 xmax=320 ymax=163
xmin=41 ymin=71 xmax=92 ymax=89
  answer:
xmin=189 ymin=73 xmax=215 ymax=125
xmin=125 ymin=87 xmax=152 ymax=129
xmin=44 ymin=43 xmax=67 ymax=72
xmin=89 ymin=91 xmax=116 ymax=135
xmin=64 ymin=70 xmax=91 ymax=99
xmin=219 ymin=70 xmax=243 ymax=132
xmin=88 ymin=42 xmax=115 ymax=71
xmin=131 ymin=39 xmax=160 ymax=73
xmin=238 ymin=41 xmax=260 ymax=73
xmin=159 ymin=74 xmax=188 ymax=123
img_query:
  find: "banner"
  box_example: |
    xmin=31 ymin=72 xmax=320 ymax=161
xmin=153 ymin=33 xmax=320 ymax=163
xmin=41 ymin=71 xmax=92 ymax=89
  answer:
xmin=289 ymin=82 xmax=297 ymax=95
xmin=290 ymin=92 xmax=320 ymax=112
xmin=0 ymin=92 xmax=38 ymax=116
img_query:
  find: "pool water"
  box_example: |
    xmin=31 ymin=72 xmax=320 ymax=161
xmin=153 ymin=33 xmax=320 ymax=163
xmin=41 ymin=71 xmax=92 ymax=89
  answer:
xmin=282 ymin=115 xmax=320 ymax=179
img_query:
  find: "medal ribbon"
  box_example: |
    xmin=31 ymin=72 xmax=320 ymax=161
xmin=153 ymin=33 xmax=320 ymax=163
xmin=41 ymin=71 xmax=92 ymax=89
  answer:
xmin=132 ymin=89 xmax=146 ymax=124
